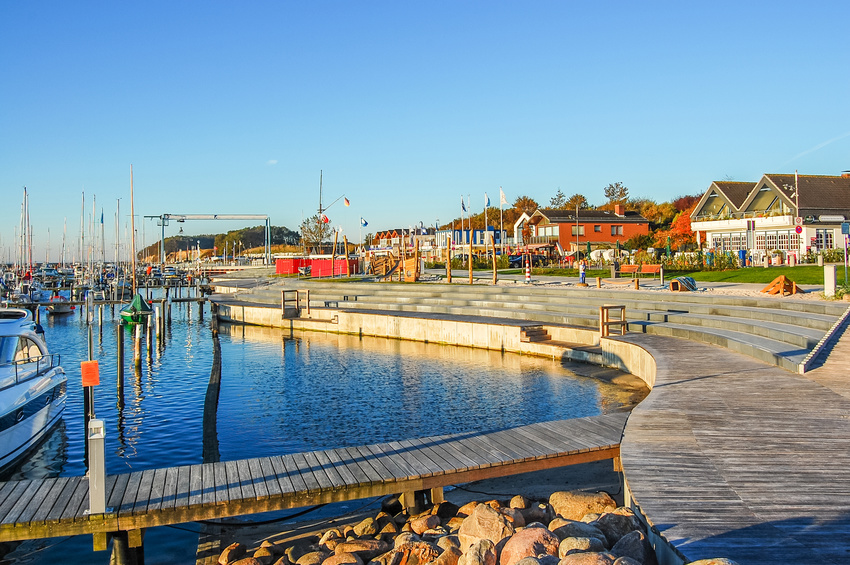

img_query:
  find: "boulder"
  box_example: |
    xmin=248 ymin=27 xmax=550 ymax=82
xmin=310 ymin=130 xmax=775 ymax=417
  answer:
xmin=592 ymin=509 xmax=644 ymax=547
xmin=254 ymin=546 xmax=277 ymax=565
xmin=457 ymin=502 xmax=480 ymax=517
xmin=499 ymin=526 xmax=560 ymax=565
xmin=321 ymin=530 xmax=344 ymax=552
xmin=558 ymin=538 xmax=606 ymax=558
xmin=687 ymin=561 xmax=739 ymax=565
xmin=434 ymin=501 xmax=461 ymax=521
xmin=556 ymin=553 xmax=615 ymax=565
xmin=499 ymin=508 xmax=526 ymax=528
xmin=220 ymin=542 xmax=248 ymax=564
xmin=336 ymin=540 xmax=390 ymax=560
xmin=609 ymin=531 xmax=651 ymax=564
xmin=458 ymin=503 xmax=515 ymax=552
xmin=509 ymin=496 xmax=530 ymax=510
xmin=411 ymin=515 xmax=442 ymax=535
xmin=261 ymin=541 xmax=285 ymax=556
xmin=437 ymin=535 xmax=460 ymax=552
xmin=445 ymin=517 xmax=465 ymax=533
xmin=390 ymin=541 xmax=442 ymax=565
xmin=394 ymin=533 xmax=421 ymax=549
xmin=273 ymin=557 xmax=291 ymax=565
xmin=432 ymin=545 xmax=462 ymax=565
xmin=536 ymin=555 xmax=559 ymax=565
xmin=286 ymin=543 xmax=320 ymax=564
xmin=548 ymin=519 xmax=607 ymax=548
xmin=297 ymin=551 xmax=332 ymax=565
xmin=368 ymin=551 xmax=395 ymax=565
xmin=458 ymin=539 xmax=497 ymax=565
xmin=611 ymin=558 xmax=641 ymax=565
xmin=514 ymin=559 xmax=541 ymax=565
xmin=548 ymin=492 xmax=616 ymax=522
xmin=519 ymin=504 xmax=552 ymax=526
xmin=422 ymin=527 xmax=449 ymax=542
xmin=355 ymin=518 xmax=379 ymax=538
xmin=323 ymin=553 xmax=364 ymax=565
xmin=232 ymin=559 xmax=264 ymax=565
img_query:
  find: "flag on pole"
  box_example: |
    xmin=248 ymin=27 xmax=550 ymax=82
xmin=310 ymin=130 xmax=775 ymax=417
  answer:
xmin=360 ymin=217 xmax=368 ymax=227
xmin=100 ymin=211 xmax=104 ymax=224
xmin=485 ymin=193 xmax=490 ymax=207
xmin=499 ymin=187 xmax=507 ymax=206
xmin=461 ymin=197 xmax=466 ymax=212
xmin=344 ymin=197 xmax=350 ymax=207
xmin=321 ymin=214 xmax=330 ymax=224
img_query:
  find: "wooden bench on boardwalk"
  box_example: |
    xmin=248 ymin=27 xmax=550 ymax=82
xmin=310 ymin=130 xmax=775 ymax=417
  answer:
xmin=0 ymin=413 xmax=627 ymax=557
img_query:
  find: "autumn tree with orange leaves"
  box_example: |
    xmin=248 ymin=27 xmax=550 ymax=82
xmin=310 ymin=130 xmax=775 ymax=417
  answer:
xmin=654 ymin=203 xmax=698 ymax=251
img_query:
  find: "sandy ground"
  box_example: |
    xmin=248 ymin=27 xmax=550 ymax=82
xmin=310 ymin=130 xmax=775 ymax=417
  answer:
xmin=196 ymin=461 xmax=623 ymax=564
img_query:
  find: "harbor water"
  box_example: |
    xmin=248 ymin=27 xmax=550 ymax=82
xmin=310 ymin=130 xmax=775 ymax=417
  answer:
xmin=0 ymin=293 xmax=647 ymax=564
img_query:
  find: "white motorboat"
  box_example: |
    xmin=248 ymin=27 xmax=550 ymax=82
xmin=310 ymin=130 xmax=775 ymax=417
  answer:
xmin=0 ymin=309 xmax=67 ymax=470
xmin=46 ymin=293 xmax=74 ymax=315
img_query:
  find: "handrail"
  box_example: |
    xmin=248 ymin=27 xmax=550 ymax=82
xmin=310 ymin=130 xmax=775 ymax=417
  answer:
xmin=0 ymin=353 xmax=60 ymax=388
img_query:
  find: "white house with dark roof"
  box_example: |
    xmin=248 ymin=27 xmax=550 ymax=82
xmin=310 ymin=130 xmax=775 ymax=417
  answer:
xmin=691 ymin=173 xmax=850 ymax=260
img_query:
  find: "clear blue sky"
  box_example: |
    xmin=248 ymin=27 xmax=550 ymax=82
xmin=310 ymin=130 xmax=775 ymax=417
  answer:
xmin=2 ymin=1 xmax=848 ymax=262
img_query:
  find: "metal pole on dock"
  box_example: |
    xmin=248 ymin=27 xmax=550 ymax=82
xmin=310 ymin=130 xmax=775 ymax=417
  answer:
xmin=84 ymin=293 xmax=95 ymax=443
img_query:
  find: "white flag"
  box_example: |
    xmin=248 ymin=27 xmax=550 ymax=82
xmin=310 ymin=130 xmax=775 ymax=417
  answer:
xmin=499 ymin=186 xmax=507 ymax=206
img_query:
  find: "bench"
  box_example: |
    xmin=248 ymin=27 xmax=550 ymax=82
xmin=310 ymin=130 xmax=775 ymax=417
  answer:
xmin=618 ymin=265 xmax=639 ymax=277
xmin=638 ymin=264 xmax=662 ymax=278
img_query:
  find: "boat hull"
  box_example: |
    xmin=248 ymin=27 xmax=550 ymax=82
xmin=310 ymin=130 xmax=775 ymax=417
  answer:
xmin=0 ymin=375 xmax=66 ymax=471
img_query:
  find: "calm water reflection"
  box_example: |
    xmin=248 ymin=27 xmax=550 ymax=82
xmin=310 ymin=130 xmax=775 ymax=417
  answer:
xmin=1 ymin=297 xmax=647 ymax=564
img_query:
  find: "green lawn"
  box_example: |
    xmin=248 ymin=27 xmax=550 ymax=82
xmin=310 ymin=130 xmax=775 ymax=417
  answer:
xmin=502 ymin=264 xmax=847 ymax=285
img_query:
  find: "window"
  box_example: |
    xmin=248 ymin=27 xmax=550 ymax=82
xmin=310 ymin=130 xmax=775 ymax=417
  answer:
xmin=594 ymin=225 xmax=601 ymax=232
xmin=816 ymin=229 xmax=835 ymax=249
xmin=611 ymin=225 xmax=623 ymax=236
xmin=571 ymin=225 xmax=585 ymax=236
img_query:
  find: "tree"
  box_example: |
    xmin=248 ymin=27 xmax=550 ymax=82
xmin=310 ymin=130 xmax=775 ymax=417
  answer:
xmin=549 ymin=189 xmax=567 ymax=208
xmin=300 ymin=214 xmax=333 ymax=253
xmin=653 ymin=204 xmax=697 ymax=251
xmin=673 ymin=194 xmax=701 ymax=212
xmin=513 ymin=195 xmax=539 ymax=216
xmin=565 ymin=193 xmax=590 ymax=210
xmin=603 ymin=182 xmax=629 ymax=205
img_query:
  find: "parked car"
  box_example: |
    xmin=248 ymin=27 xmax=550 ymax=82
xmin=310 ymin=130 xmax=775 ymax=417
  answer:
xmin=508 ymin=254 xmax=547 ymax=268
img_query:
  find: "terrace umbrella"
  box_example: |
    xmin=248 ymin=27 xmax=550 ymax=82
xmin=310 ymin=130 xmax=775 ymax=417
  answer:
xmin=586 ymin=241 xmax=592 ymax=257
xmin=615 ymin=239 xmax=620 ymax=255
xmin=666 ymin=236 xmax=672 ymax=258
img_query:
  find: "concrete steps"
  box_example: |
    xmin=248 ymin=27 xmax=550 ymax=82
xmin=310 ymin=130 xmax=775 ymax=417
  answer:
xmin=218 ymin=278 xmax=848 ymax=372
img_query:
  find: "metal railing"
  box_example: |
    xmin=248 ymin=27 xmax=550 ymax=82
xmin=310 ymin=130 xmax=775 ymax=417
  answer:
xmin=0 ymin=353 xmax=61 ymax=388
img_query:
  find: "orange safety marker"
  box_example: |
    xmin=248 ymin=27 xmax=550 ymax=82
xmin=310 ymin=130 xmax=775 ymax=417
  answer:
xmin=81 ymin=360 xmax=100 ymax=387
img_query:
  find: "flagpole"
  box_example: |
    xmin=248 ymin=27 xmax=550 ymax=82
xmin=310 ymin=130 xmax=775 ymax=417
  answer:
xmin=499 ymin=189 xmax=504 ymax=256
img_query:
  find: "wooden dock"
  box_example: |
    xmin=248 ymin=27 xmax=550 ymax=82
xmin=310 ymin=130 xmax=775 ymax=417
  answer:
xmin=618 ymin=328 xmax=850 ymax=565
xmin=0 ymin=413 xmax=626 ymax=548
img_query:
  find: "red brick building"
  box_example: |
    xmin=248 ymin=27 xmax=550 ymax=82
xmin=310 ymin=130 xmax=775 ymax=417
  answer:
xmin=528 ymin=204 xmax=650 ymax=251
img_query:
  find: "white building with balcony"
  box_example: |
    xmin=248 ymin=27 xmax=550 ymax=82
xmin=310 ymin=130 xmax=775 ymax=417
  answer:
xmin=691 ymin=173 xmax=850 ymax=261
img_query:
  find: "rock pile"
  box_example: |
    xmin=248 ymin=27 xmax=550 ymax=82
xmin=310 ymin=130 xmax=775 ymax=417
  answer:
xmin=217 ymin=490 xmax=736 ymax=565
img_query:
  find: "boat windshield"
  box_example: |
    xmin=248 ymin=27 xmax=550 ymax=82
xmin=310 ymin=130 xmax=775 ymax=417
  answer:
xmin=0 ymin=336 xmax=19 ymax=365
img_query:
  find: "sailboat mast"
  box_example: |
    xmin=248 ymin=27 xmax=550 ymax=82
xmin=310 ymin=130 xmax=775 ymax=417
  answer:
xmin=130 ymin=165 xmax=137 ymax=294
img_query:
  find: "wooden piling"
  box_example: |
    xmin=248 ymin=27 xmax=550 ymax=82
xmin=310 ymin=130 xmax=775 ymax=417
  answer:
xmin=446 ymin=238 xmax=452 ymax=283
xmin=133 ymin=324 xmax=142 ymax=368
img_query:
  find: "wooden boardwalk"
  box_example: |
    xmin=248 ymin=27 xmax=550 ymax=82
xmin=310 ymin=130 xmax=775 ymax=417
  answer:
xmin=0 ymin=413 xmax=626 ymax=545
xmin=619 ymin=326 xmax=850 ymax=565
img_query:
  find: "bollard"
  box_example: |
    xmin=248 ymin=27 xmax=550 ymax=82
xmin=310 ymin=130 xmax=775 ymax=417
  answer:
xmin=596 ymin=276 xmax=602 ymax=288
xmin=87 ymin=419 xmax=107 ymax=514
xmin=525 ymin=259 xmax=531 ymax=284
xmin=634 ymin=278 xmax=640 ymax=290
xmin=818 ymin=253 xmax=824 ymax=267
xmin=660 ymin=265 xmax=665 ymax=286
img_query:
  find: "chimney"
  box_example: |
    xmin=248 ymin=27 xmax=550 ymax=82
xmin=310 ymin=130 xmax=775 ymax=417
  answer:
xmin=614 ymin=204 xmax=624 ymax=216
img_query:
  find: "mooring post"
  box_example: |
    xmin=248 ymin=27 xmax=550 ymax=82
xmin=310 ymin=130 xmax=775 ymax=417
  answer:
xmin=133 ymin=324 xmax=142 ymax=367
xmin=98 ymin=304 xmax=103 ymax=326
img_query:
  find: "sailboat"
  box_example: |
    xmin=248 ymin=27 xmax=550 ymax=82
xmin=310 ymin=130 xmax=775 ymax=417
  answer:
xmin=118 ymin=165 xmax=152 ymax=325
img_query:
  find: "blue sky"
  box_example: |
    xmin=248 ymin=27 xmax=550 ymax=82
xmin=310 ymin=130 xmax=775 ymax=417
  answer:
xmin=2 ymin=1 xmax=848 ymax=262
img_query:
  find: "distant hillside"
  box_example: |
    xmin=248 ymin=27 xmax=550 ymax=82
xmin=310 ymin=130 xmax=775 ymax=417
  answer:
xmin=138 ymin=225 xmax=300 ymax=260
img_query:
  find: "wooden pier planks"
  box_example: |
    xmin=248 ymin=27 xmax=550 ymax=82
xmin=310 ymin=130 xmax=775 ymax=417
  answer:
xmin=0 ymin=413 xmax=625 ymax=542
